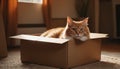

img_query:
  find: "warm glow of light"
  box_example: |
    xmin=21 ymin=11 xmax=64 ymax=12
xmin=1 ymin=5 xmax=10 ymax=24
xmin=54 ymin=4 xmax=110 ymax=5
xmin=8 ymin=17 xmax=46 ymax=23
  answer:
xmin=40 ymin=0 xmax=43 ymax=4
xmin=33 ymin=0 xmax=43 ymax=4
xmin=18 ymin=0 xmax=43 ymax=4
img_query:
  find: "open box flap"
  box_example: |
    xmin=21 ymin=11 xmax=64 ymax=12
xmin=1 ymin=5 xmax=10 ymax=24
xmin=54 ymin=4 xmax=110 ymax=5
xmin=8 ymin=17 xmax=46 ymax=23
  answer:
xmin=90 ymin=33 xmax=108 ymax=39
xmin=10 ymin=33 xmax=108 ymax=44
xmin=10 ymin=34 xmax=69 ymax=44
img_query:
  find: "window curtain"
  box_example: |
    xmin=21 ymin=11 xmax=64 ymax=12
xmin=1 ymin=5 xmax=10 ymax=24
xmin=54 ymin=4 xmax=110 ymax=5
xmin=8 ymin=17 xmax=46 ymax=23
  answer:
xmin=0 ymin=0 xmax=7 ymax=57
xmin=42 ymin=0 xmax=51 ymax=29
xmin=2 ymin=0 xmax=18 ymax=47
xmin=75 ymin=0 xmax=89 ymax=18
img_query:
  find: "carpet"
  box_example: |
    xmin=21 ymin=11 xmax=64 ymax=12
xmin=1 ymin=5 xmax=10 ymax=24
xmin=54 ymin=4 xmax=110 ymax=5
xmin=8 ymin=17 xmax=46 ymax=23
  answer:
xmin=0 ymin=49 xmax=120 ymax=69
xmin=75 ymin=55 xmax=120 ymax=69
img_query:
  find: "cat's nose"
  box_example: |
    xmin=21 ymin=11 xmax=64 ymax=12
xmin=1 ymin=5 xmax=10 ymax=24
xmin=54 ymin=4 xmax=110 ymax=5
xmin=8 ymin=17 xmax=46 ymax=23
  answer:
xmin=79 ymin=34 xmax=84 ymax=36
xmin=75 ymin=34 xmax=79 ymax=37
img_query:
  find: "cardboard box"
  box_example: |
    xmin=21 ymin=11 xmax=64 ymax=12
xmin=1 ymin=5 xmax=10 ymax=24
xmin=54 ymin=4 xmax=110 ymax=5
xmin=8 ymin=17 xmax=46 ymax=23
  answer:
xmin=11 ymin=33 xmax=107 ymax=69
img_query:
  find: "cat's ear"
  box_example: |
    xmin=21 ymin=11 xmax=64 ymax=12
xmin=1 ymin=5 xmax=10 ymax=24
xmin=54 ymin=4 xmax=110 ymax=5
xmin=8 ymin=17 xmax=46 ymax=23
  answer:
xmin=67 ymin=16 xmax=73 ymax=25
xmin=83 ymin=17 xmax=89 ymax=25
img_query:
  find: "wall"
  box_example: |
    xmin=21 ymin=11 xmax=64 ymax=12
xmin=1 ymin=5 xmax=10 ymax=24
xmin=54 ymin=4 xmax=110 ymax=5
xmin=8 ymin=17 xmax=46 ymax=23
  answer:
xmin=50 ymin=0 xmax=78 ymax=28
xmin=18 ymin=2 xmax=46 ymax=34
xmin=51 ymin=0 xmax=77 ymax=18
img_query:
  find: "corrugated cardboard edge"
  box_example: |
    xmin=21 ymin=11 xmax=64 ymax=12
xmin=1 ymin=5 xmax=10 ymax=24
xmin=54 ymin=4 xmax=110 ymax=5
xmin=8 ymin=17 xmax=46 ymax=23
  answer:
xmin=10 ymin=33 xmax=108 ymax=44
xmin=90 ymin=33 xmax=108 ymax=39
xmin=10 ymin=34 xmax=69 ymax=44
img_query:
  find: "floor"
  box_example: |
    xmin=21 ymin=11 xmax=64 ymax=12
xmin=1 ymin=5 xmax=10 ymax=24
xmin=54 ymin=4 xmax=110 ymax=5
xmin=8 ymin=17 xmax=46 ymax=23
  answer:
xmin=101 ymin=39 xmax=120 ymax=58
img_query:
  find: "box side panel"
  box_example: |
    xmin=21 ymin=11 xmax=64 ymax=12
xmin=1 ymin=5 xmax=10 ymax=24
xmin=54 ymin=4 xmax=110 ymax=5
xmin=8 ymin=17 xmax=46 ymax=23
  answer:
xmin=21 ymin=40 xmax=68 ymax=68
xmin=68 ymin=39 xmax=101 ymax=67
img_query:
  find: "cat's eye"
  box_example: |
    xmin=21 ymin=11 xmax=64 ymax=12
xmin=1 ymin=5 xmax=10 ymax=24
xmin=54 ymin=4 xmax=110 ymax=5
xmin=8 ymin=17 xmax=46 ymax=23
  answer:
xmin=80 ymin=28 xmax=84 ymax=31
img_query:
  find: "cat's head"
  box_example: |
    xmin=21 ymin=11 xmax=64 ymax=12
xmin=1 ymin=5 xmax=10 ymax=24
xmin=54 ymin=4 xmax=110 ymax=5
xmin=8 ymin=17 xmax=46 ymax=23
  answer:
xmin=65 ymin=16 xmax=90 ymax=41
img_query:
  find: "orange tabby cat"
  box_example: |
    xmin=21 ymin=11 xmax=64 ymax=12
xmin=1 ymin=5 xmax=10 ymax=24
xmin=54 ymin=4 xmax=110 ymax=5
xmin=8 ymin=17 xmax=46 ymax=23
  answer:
xmin=40 ymin=16 xmax=90 ymax=41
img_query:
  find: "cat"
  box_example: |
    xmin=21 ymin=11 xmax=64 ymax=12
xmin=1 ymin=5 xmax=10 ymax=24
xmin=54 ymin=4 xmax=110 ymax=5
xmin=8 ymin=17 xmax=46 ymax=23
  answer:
xmin=40 ymin=16 xmax=90 ymax=41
